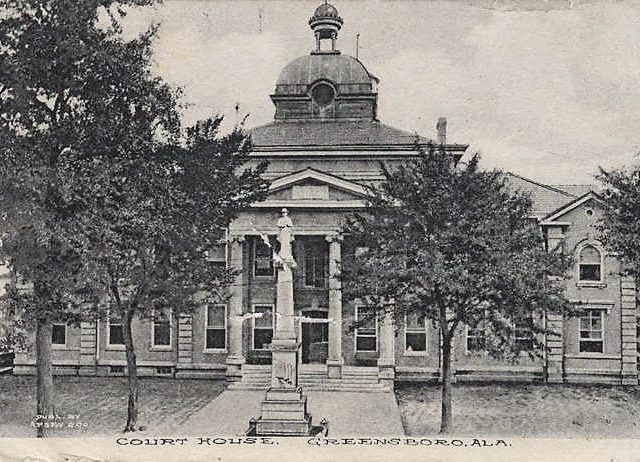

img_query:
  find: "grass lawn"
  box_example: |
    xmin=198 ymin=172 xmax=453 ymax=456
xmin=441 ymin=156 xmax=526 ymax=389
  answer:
xmin=0 ymin=375 xmax=225 ymax=437
xmin=396 ymin=382 xmax=640 ymax=438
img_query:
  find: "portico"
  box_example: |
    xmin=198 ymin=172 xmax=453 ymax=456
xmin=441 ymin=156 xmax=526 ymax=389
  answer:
xmin=224 ymin=224 xmax=350 ymax=379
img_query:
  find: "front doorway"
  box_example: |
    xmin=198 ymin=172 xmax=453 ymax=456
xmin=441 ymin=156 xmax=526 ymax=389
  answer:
xmin=300 ymin=309 xmax=329 ymax=364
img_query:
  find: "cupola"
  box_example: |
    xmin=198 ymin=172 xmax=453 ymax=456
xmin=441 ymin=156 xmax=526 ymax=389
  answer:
xmin=309 ymin=1 xmax=343 ymax=54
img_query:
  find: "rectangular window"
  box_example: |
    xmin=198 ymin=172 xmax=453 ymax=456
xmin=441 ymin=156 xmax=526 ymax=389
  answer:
xmin=254 ymin=238 xmax=274 ymax=277
xmin=466 ymin=320 xmax=486 ymax=353
xmin=152 ymin=308 xmax=172 ymax=348
xmin=304 ymin=241 xmax=328 ymax=288
xmin=579 ymin=309 xmax=604 ymax=353
xmin=579 ymin=264 xmax=601 ymax=281
xmin=252 ymin=304 xmax=274 ymax=350
xmin=108 ymin=312 xmax=125 ymax=346
xmin=405 ymin=313 xmax=427 ymax=354
xmin=355 ymin=305 xmax=377 ymax=352
xmin=206 ymin=244 xmax=227 ymax=269
xmin=205 ymin=304 xmax=226 ymax=350
xmin=51 ymin=323 xmax=66 ymax=346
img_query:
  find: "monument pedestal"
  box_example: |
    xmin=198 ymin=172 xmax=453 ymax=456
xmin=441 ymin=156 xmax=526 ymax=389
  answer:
xmin=256 ymin=387 xmax=312 ymax=436
xmin=255 ymin=339 xmax=312 ymax=436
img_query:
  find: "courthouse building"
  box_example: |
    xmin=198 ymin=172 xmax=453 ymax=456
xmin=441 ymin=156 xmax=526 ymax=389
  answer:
xmin=12 ymin=3 xmax=639 ymax=387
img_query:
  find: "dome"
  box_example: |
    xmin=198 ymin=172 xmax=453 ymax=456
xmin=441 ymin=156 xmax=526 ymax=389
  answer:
xmin=275 ymin=53 xmax=373 ymax=95
xmin=311 ymin=3 xmax=341 ymax=21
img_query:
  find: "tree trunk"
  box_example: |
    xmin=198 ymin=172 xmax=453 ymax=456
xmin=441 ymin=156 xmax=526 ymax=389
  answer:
xmin=122 ymin=307 xmax=139 ymax=432
xmin=35 ymin=318 xmax=54 ymax=438
xmin=440 ymin=333 xmax=453 ymax=434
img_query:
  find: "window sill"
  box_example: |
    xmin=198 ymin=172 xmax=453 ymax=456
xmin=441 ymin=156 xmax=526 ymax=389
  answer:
xmin=150 ymin=346 xmax=173 ymax=352
xmin=403 ymin=351 xmax=428 ymax=357
xmin=51 ymin=345 xmax=69 ymax=350
xmin=203 ymin=348 xmax=227 ymax=354
xmin=567 ymin=353 xmax=614 ymax=359
xmin=576 ymin=281 xmax=607 ymax=289
xmin=106 ymin=345 xmax=126 ymax=351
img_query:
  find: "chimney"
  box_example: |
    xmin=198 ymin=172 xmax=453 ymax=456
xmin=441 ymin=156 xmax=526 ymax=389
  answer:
xmin=436 ymin=117 xmax=447 ymax=145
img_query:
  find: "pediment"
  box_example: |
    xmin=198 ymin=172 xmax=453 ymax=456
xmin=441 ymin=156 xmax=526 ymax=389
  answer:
xmin=270 ymin=168 xmax=370 ymax=196
xmin=252 ymin=168 xmax=371 ymax=209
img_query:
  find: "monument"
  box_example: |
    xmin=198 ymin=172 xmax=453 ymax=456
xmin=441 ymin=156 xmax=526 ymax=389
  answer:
xmin=254 ymin=209 xmax=313 ymax=436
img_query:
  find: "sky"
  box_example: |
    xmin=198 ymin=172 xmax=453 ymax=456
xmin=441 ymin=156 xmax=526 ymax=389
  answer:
xmin=122 ymin=0 xmax=640 ymax=185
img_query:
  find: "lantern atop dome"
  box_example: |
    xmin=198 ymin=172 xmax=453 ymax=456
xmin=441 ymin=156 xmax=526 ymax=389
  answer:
xmin=308 ymin=1 xmax=343 ymax=53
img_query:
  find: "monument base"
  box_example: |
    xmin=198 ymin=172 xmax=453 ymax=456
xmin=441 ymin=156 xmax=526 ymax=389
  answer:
xmin=255 ymin=387 xmax=313 ymax=436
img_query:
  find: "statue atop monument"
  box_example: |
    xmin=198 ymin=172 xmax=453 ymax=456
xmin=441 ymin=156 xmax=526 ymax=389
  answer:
xmin=276 ymin=208 xmax=296 ymax=268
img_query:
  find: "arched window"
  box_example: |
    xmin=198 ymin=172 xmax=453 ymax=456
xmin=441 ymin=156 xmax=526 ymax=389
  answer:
xmin=578 ymin=244 xmax=602 ymax=282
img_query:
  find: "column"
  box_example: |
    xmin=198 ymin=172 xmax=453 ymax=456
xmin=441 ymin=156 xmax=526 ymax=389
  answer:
xmin=79 ymin=321 xmax=97 ymax=376
xmin=326 ymin=234 xmax=344 ymax=378
xmin=620 ymin=275 xmax=638 ymax=385
xmin=377 ymin=310 xmax=395 ymax=387
xmin=226 ymin=234 xmax=245 ymax=381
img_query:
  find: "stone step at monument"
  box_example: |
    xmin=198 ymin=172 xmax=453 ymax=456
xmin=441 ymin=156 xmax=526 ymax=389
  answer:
xmin=228 ymin=382 xmax=391 ymax=392
xmin=240 ymin=374 xmax=380 ymax=384
xmin=300 ymin=375 xmax=379 ymax=382
xmin=341 ymin=366 xmax=379 ymax=376
xmin=307 ymin=380 xmax=379 ymax=385
xmin=240 ymin=376 xmax=381 ymax=385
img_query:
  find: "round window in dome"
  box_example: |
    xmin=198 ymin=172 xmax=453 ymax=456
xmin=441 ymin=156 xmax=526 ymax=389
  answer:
xmin=311 ymin=83 xmax=335 ymax=106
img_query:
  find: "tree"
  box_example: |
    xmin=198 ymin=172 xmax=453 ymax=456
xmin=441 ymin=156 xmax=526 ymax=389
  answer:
xmin=341 ymin=148 xmax=573 ymax=433
xmin=597 ymin=164 xmax=640 ymax=278
xmin=0 ymin=0 xmax=179 ymax=436
xmin=66 ymin=116 xmax=268 ymax=432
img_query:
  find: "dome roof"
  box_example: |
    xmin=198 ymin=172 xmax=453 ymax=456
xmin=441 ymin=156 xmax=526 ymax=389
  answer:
xmin=275 ymin=53 xmax=372 ymax=94
xmin=311 ymin=3 xmax=341 ymax=21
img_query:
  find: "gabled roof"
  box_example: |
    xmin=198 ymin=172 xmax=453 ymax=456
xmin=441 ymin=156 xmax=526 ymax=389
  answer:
xmin=505 ymin=173 xmax=577 ymax=218
xmin=268 ymin=167 xmax=370 ymax=197
xmin=551 ymin=184 xmax=596 ymax=197
xmin=505 ymin=173 xmax=597 ymax=219
xmin=250 ymin=119 xmax=432 ymax=150
xmin=541 ymin=191 xmax=603 ymax=225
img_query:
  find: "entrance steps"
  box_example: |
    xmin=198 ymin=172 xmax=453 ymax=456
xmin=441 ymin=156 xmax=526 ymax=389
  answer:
xmin=228 ymin=364 xmax=391 ymax=392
